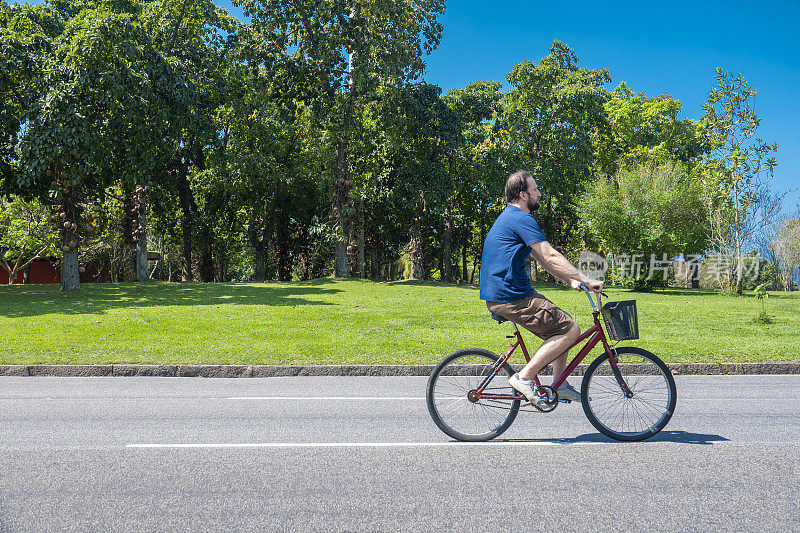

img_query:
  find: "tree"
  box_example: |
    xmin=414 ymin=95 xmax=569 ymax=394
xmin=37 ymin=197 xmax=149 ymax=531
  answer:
xmin=135 ymin=0 xmax=240 ymax=282
xmin=242 ymin=0 xmax=446 ymax=277
xmin=579 ymin=160 xmax=709 ymax=290
xmin=365 ymin=82 xmax=461 ymax=280
xmin=595 ymin=82 xmax=704 ymax=175
xmin=214 ymin=23 xmax=327 ymax=282
xmin=2 ymin=2 xmax=53 ymax=195
xmin=699 ymin=68 xmax=778 ymax=293
xmin=500 ymin=41 xmax=610 ymax=251
xmin=13 ymin=0 xmax=190 ymax=291
xmin=0 ymin=195 xmax=59 ymax=283
xmin=752 ymin=190 xmax=791 ymax=290
xmin=775 ymin=216 xmax=800 ymax=291
xmin=443 ymin=81 xmax=507 ymax=283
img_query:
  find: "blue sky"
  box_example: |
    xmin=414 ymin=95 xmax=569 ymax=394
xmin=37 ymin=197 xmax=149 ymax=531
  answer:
xmin=217 ymin=0 xmax=799 ymax=212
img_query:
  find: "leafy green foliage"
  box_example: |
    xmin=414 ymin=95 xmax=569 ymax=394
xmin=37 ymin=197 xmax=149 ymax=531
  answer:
xmin=442 ymin=81 xmax=508 ymax=281
xmin=1 ymin=0 xmax=787 ymax=292
xmin=4 ymin=0 xmax=196 ymax=290
xmin=595 ymin=82 xmax=704 ymax=174
xmin=18 ymin=4 xmax=189 ymax=189
xmin=500 ymin=41 xmax=610 ymax=249
xmin=580 ymin=160 xmax=709 ymax=290
xmin=242 ymin=0 xmax=447 ymax=277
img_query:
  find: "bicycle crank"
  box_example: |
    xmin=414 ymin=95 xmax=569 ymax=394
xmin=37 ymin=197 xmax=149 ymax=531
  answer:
xmin=532 ymin=385 xmax=559 ymax=412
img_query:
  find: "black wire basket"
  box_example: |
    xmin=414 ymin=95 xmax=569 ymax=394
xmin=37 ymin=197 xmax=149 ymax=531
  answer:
xmin=601 ymin=300 xmax=639 ymax=341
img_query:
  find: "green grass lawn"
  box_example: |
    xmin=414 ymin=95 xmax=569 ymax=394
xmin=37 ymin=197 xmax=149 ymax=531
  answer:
xmin=0 ymin=279 xmax=798 ymax=365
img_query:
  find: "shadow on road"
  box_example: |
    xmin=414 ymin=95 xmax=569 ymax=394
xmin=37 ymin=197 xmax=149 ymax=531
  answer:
xmin=497 ymin=430 xmax=730 ymax=445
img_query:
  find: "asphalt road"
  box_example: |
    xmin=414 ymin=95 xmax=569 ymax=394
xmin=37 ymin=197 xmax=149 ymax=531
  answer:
xmin=1 ymin=375 xmax=798 ymax=532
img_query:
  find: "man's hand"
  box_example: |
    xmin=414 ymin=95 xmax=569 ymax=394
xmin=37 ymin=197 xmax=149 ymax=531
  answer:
xmin=570 ymin=277 xmax=604 ymax=293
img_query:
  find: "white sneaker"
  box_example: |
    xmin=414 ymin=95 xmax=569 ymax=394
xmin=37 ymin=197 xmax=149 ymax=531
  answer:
xmin=557 ymin=383 xmax=581 ymax=403
xmin=508 ymin=374 xmax=549 ymax=409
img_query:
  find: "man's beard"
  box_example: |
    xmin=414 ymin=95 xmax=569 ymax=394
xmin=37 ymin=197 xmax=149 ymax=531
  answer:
xmin=528 ymin=196 xmax=540 ymax=211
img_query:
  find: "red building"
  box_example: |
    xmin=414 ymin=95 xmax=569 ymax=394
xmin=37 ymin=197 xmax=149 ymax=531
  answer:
xmin=0 ymin=258 xmax=111 ymax=284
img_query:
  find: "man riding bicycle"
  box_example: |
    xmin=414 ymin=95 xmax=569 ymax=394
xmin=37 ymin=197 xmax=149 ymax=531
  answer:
xmin=479 ymin=170 xmax=604 ymax=408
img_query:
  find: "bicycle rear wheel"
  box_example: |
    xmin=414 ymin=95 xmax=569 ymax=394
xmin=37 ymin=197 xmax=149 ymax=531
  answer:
xmin=426 ymin=349 xmax=520 ymax=442
xmin=581 ymin=347 xmax=676 ymax=442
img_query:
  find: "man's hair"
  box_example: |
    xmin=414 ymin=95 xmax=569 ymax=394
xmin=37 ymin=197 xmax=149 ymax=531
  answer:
xmin=505 ymin=170 xmax=532 ymax=203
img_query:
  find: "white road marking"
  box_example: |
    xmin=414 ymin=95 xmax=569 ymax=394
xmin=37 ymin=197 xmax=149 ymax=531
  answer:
xmin=226 ymin=396 xmax=426 ymax=401
xmin=126 ymin=441 xmax=565 ymax=449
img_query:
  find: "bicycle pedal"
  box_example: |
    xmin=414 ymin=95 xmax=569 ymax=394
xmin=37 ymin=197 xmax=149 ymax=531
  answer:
xmin=559 ymin=399 xmax=572 ymax=403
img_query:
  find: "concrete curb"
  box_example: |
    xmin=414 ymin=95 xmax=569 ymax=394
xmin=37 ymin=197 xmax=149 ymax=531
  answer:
xmin=0 ymin=362 xmax=799 ymax=377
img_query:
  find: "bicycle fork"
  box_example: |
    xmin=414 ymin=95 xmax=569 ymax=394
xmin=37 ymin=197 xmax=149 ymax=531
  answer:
xmin=607 ymin=348 xmax=634 ymax=398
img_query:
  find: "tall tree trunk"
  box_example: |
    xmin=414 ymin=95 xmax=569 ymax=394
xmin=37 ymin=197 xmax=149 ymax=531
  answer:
xmin=333 ymin=147 xmax=351 ymax=278
xmin=198 ymin=226 xmax=214 ymax=282
xmin=135 ymin=192 xmax=148 ymax=282
xmin=369 ymin=245 xmax=378 ymax=280
xmin=249 ymin=188 xmax=274 ymax=282
xmin=469 ymin=254 xmax=478 ymax=284
xmin=274 ymin=211 xmax=291 ymax=282
xmin=442 ymin=202 xmax=453 ymax=283
xmin=332 ymin=44 xmax=360 ymax=278
xmin=216 ymin=257 xmax=227 ymax=282
xmin=409 ymin=192 xmax=426 ymax=280
xmin=61 ymin=247 xmax=79 ymax=293
xmin=60 ymin=170 xmax=81 ymax=293
xmin=254 ymin=249 xmax=267 ymax=282
xmin=176 ymin=156 xmax=194 ymax=281
xmin=367 ymin=224 xmax=380 ymax=280
xmin=462 ymin=242 xmax=468 ymax=283
xmin=528 ymin=258 xmax=538 ymax=282
xmin=357 ymin=222 xmax=365 ymax=278
xmin=470 ymin=220 xmax=486 ymax=284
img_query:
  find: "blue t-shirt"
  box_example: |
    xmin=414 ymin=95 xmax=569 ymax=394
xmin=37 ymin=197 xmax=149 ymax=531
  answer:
xmin=479 ymin=205 xmax=547 ymax=303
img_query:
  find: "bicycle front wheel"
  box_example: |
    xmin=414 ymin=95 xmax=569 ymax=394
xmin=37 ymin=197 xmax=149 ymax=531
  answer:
xmin=426 ymin=349 xmax=520 ymax=442
xmin=581 ymin=347 xmax=677 ymax=442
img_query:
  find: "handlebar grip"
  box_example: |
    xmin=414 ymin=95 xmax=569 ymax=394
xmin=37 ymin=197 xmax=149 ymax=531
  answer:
xmin=579 ymin=284 xmax=608 ymax=298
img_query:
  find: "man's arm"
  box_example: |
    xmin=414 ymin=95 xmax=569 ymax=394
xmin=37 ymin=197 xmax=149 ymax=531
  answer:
xmin=529 ymin=241 xmax=603 ymax=293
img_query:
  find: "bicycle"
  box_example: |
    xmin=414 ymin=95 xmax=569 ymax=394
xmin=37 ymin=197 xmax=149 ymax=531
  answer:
xmin=426 ymin=285 xmax=677 ymax=442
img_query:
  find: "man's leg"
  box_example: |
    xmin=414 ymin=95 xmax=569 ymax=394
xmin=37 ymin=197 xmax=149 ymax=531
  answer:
xmin=550 ymin=350 xmax=568 ymax=383
xmin=486 ymin=291 xmax=578 ymax=381
xmin=518 ymin=322 xmax=580 ymax=380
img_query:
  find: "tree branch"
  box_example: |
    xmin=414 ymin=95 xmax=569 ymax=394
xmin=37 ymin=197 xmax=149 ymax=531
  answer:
xmin=167 ymin=0 xmax=192 ymax=55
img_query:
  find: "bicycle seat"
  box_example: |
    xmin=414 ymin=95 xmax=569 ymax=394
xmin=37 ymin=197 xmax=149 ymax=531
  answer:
xmin=490 ymin=312 xmax=507 ymax=324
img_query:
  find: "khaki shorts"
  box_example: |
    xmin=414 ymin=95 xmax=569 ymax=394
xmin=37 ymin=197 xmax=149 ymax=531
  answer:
xmin=486 ymin=290 xmax=576 ymax=341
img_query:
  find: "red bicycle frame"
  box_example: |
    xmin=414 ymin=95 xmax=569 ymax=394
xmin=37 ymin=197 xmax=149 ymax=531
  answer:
xmin=474 ymin=306 xmax=633 ymax=402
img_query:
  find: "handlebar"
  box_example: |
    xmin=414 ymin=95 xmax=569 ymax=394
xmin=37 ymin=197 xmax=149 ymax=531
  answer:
xmin=580 ymin=284 xmax=607 ymax=312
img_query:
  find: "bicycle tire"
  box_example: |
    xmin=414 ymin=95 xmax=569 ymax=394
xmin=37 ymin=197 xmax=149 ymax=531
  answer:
xmin=426 ymin=349 xmax=520 ymax=442
xmin=581 ymin=347 xmax=676 ymax=442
